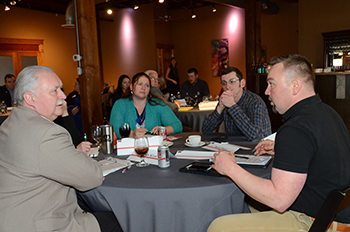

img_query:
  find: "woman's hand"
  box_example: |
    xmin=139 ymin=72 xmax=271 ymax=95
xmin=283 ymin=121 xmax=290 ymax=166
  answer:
xmin=254 ymin=140 xmax=275 ymax=156
xmin=77 ymin=141 xmax=92 ymax=154
xmin=130 ymin=128 xmax=147 ymax=138
xmin=150 ymin=126 xmax=159 ymax=134
xmin=172 ymin=80 xmax=178 ymax=85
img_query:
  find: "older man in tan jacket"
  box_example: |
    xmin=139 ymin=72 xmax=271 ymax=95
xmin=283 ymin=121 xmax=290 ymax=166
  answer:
xmin=0 ymin=66 xmax=122 ymax=232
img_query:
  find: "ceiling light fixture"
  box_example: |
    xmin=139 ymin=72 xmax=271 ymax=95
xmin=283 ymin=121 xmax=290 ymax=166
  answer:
xmin=9 ymin=0 xmax=15 ymax=5
xmin=212 ymin=5 xmax=216 ymax=12
xmin=3 ymin=2 xmax=10 ymax=11
xmin=133 ymin=1 xmax=139 ymax=10
xmin=191 ymin=9 xmax=196 ymax=19
xmin=159 ymin=0 xmax=164 ymax=3
xmin=107 ymin=9 xmax=112 ymax=15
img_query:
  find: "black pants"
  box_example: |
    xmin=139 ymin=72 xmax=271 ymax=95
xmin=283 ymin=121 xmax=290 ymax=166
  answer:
xmin=92 ymin=211 xmax=123 ymax=232
xmin=77 ymin=194 xmax=123 ymax=232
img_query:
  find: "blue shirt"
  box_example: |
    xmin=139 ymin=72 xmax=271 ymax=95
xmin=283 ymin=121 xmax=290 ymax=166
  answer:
xmin=110 ymin=97 xmax=182 ymax=139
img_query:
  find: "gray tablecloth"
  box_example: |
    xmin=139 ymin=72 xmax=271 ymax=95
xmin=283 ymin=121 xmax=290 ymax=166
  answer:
xmin=79 ymin=133 xmax=272 ymax=232
xmin=175 ymin=108 xmax=213 ymax=132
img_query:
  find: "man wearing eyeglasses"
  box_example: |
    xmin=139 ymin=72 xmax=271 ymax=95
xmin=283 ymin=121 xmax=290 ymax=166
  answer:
xmin=202 ymin=67 xmax=271 ymax=141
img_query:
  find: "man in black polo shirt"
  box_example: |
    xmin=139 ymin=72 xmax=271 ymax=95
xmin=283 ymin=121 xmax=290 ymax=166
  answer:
xmin=208 ymin=54 xmax=350 ymax=231
xmin=180 ymin=68 xmax=210 ymax=102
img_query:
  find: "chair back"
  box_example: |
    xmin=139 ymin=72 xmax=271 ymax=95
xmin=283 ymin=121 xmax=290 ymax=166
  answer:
xmin=309 ymin=186 xmax=350 ymax=232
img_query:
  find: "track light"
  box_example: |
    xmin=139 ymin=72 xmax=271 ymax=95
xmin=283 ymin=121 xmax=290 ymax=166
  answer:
xmin=191 ymin=9 xmax=196 ymax=18
xmin=9 ymin=0 xmax=15 ymax=5
xmin=212 ymin=5 xmax=216 ymax=12
xmin=159 ymin=0 xmax=164 ymax=3
xmin=107 ymin=9 xmax=112 ymax=15
xmin=133 ymin=1 xmax=139 ymax=10
xmin=4 ymin=2 xmax=10 ymax=11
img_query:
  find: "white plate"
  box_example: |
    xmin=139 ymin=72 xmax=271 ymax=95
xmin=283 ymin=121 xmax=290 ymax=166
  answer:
xmin=162 ymin=141 xmax=174 ymax=147
xmin=185 ymin=141 xmax=206 ymax=147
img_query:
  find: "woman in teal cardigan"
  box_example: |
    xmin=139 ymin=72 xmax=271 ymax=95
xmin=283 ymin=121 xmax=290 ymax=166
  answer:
xmin=110 ymin=72 xmax=182 ymax=139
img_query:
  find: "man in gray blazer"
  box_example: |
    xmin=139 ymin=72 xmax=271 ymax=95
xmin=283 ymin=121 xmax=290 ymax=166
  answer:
xmin=0 ymin=66 xmax=122 ymax=232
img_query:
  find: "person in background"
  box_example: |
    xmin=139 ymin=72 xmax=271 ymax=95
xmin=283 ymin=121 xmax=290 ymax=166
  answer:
xmin=111 ymin=74 xmax=130 ymax=105
xmin=165 ymin=57 xmax=180 ymax=95
xmin=0 ymin=65 xmax=122 ymax=232
xmin=145 ymin=70 xmax=181 ymax=112
xmin=202 ymin=67 xmax=271 ymax=141
xmin=65 ymin=78 xmax=79 ymax=106
xmin=67 ymin=78 xmax=83 ymax=136
xmin=180 ymin=68 xmax=210 ymax=102
xmin=208 ymin=55 xmax=350 ymax=231
xmin=158 ymin=75 xmax=170 ymax=100
xmin=0 ymin=74 xmax=16 ymax=106
xmin=110 ymin=72 xmax=182 ymax=139
xmin=54 ymin=100 xmax=92 ymax=153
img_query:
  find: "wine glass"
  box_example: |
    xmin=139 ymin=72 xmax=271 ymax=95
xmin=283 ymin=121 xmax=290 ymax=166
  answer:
xmin=134 ymin=135 xmax=149 ymax=167
xmin=119 ymin=122 xmax=131 ymax=138
xmin=91 ymin=125 xmax=101 ymax=146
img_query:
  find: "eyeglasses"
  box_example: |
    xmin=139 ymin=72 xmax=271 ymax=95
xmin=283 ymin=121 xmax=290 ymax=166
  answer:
xmin=150 ymin=77 xmax=159 ymax=82
xmin=220 ymin=78 xmax=239 ymax=87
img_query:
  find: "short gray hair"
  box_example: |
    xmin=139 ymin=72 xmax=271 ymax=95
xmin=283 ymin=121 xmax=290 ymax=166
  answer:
xmin=144 ymin=70 xmax=157 ymax=77
xmin=14 ymin=66 xmax=55 ymax=105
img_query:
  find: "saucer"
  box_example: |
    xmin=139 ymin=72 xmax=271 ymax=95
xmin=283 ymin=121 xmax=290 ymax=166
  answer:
xmin=162 ymin=141 xmax=174 ymax=147
xmin=185 ymin=141 xmax=205 ymax=147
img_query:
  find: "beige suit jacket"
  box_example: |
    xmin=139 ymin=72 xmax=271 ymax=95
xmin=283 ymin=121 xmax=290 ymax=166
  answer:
xmin=0 ymin=106 xmax=103 ymax=232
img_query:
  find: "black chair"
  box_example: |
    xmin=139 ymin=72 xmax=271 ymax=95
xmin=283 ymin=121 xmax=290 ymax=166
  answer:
xmin=309 ymin=186 xmax=350 ymax=232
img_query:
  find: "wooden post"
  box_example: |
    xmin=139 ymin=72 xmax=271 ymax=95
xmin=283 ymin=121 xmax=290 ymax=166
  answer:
xmin=245 ymin=0 xmax=261 ymax=93
xmin=75 ymin=0 xmax=103 ymax=140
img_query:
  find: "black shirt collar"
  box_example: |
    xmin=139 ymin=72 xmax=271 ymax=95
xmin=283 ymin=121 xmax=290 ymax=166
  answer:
xmin=282 ymin=94 xmax=321 ymax=123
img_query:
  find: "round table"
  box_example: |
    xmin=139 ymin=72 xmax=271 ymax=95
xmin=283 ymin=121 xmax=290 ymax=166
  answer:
xmin=79 ymin=133 xmax=272 ymax=232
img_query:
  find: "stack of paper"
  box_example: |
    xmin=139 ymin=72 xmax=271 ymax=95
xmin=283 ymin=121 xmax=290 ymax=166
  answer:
xmin=198 ymin=101 xmax=218 ymax=111
xmin=98 ymin=157 xmax=132 ymax=176
xmin=233 ymin=154 xmax=272 ymax=167
xmin=178 ymin=106 xmax=193 ymax=111
xmin=203 ymin=142 xmax=251 ymax=153
xmin=174 ymin=150 xmax=216 ymax=160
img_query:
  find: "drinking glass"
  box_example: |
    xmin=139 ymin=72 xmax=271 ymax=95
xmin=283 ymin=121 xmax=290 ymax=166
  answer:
xmin=119 ymin=122 xmax=131 ymax=138
xmin=134 ymin=135 xmax=149 ymax=167
xmin=91 ymin=125 xmax=101 ymax=146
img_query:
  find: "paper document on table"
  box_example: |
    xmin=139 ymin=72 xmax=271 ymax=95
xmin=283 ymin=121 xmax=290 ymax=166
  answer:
xmin=174 ymin=150 xmax=216 ymax=160
xmin=203 ymin=142 xmax=251 ymax=152
xmin=98 ymin=157 xmax=133 ymax=176
xmin=178 ymin=106 xmax=193 ymax=111
xmin=234 ymin=154 xmax=272 ymax=167
xmin=262 ymin=132 xmax=276 ymax=141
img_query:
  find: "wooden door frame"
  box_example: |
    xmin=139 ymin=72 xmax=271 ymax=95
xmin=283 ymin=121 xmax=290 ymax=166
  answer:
xmin=0 ymin=38 xmax=44 ymax=76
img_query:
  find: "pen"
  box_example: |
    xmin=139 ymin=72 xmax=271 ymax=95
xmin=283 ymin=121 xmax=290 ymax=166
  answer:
xmin=122 ymin=166 xmax=131 ymax=174
xmin=252 ymin=148 xmax=256 ymax=154
xmin=206 ymin=166 xmax=213 ymax=171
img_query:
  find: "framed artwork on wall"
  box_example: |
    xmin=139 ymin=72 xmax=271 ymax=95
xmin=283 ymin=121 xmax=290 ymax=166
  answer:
xmin=211 ymin=38 xmax=229 ymax=77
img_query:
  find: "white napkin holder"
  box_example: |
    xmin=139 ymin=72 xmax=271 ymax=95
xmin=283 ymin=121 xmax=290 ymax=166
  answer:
xmin=117 ymin=136 xmax=163 ymax=165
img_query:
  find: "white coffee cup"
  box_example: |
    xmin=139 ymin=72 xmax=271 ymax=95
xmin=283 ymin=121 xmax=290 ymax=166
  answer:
xmin=186 ymin=135 xmax=201 ymax=145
